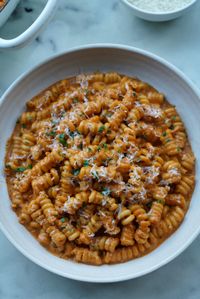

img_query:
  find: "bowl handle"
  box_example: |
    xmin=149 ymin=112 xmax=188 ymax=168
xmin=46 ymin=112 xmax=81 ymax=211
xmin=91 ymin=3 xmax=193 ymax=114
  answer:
xmin=0 ymin=0 xmax=57 ymax=49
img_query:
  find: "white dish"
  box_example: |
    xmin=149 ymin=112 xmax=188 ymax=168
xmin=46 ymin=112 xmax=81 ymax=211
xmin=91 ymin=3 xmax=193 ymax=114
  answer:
xmin=121 ymin=0 xmax=197 ymax=21
xmin=0 ymin=0 xmax=20 ymax=27
xmin=0 ymin=44 xmax=200 ymax=283
xmin=0 ymin=0 xmax=57 ymax=49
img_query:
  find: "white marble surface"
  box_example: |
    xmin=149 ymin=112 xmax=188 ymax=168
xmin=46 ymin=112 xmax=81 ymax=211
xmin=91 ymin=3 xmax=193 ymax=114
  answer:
xmin=1 ymin=0 xmax=200 ymax=297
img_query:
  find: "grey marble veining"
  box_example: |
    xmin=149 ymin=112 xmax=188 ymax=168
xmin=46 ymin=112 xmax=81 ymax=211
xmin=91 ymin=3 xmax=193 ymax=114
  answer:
xmin=1 ymin=0 xmax=200 ymax=298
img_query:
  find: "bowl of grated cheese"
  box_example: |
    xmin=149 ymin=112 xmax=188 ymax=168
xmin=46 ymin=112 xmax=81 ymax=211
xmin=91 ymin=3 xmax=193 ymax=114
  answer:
xmin=121 ymin=0 xmax=197 ymax=21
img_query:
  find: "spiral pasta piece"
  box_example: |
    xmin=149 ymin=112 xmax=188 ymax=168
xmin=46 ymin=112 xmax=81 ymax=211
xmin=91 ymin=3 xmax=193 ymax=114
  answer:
xmin=60 ymin=160 xmax=74 ymax=195
xmin=176 ymin=175 xmax=195 ymax=195
xmin=20 ymin=111 xmax=37 ymax=125
xmin=99 ymin=211 xmax=120 ymax=235
xmin=27 ymin=79 xmax=69 ymax=110
xmin=103 ymin=240 xmax=152 ymax=264
xmin=79 ymin=165 xmax=117 ymax=182
xmin=117 ymin=207 xmax=135 ymax=225
xmin=135 ymin=220 xmax=150 ymax=244
xmin=130 ymin=204 xmax=148 ymax=222
xmin=63 ymin=191 xmax=89 ymax=214
xmin=181 ymin=153 xmax=195 ymax=171
xmin=11 ymin=136 xmax=23 ymax=158
xmin=38 ymin=230 xmax=50 ymax=246
xmin=85 ymin=214 xmax=102 ymax=235
xmin=21 ymin=132 xmax=36 ymax=156
xmin=165 ymin=194 xmax=186 ymax=209
xmin=68 ymin=145 xmax=98 ymax=168
xmin=32 ymin=169 xmax=59 ymax=194
xmin=37 ymin=191 xmax=58 ymax=223
xmin=78 ymin=116 xmax=109 ymax=136
xmin=104 ymin=72 xmax=121 ymax=84
xmin=18 ymin=205 xmax=31 ymax=225
xmin=147 ymin=91 xmax=164 ymax=104
xmin=18 ymin=149 xmax=64 ymax=193
xmin=72 ymin=247 xmax=102 ymax=265
xmin=57 ymin=219 xmax=80 ymax=241
xmin=46 ymin=225 xmax=66 ymax=247
xmin=89 ymin=190 xmax=118 ymax=211
xmin=121 ymin=224 xmax=135 ymax=246
xmin=162 ymin=160 xmax=181 ymax=184
xmin=152 ymin=206 xmax=185 ymax=238
xmin=11 ymin=189 xmax=24 ymax=209
xmin=91 ymin=236 xmax=119 ymax=252
xmin=126 ymin=108 xmax=143 ymax=124
xmin=27 ymin=198 xmax=45 ymax=227
xmin=148 ymin=201 xmax=164 ymax=225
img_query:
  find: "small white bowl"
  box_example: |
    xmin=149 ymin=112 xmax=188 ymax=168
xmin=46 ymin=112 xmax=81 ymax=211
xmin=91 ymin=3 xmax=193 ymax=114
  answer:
xmin=0 ymin=0 xmax=57 ymax=49
xmin=121 ymin=0 xmax=197 ymax=21
xmin=0 ymin=0 xmax=20 ymax=28
xmin=0 ymin=44 xmax=200 ymax=283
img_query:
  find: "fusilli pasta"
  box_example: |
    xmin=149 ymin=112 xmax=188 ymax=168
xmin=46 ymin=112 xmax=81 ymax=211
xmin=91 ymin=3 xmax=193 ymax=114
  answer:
xmin=5 ymin=72 xmax=195 ymax=265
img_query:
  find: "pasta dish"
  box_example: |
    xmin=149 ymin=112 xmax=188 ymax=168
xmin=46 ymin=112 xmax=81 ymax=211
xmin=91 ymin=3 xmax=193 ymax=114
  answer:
xmin=5 ymin=72 xmax=195 ymax=265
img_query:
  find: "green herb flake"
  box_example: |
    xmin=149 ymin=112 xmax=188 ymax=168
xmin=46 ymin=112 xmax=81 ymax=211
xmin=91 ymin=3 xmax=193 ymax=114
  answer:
xmin=60 ymin=111 xmax=66 ymax=118
xmin=83 ymin=160 xmax=89 ymax=167
xmin=58 ymin=133 xmax=67 ymax=146
xmin=171 ymin=116 xmax=176 ymax=120
xmin=69 ymin=130 xmax=81 ymax=139
xmin=177 ymin=146 xmax=181 ymax=152
xmin=47 ymin=130 xmax=56 ymax=137
xmin=84 ymin=89 xmax=88 ymax=94
xmin=21 ymin=124 xmax=27 ymax=128
xmin=157 ymin=199 xmax=165 ymax=205
xmin=97 ymin=145 xmax=101 ymax=151
xmin=166 ymin=139 xmax=171 ymax=143
xmin=72 ymin=169 xmax=80 ymax=176
xmin=106 ymin=157 xmax=112 ymax=163
xmin=162 ymin=131 xmax=167 ymax=137
xmin=142 ymin=134 xmax=147 ymax=140
xmin=15 ymin=167 xmax=27 ymax=173
xmin=15 ymin=164 xmax=32 ymax=172
xmin=102 ymin=187 xmax=111 ymax=196
xmin=73 ymin=97 xmax=79 ymax=103
xmin=103 ymin=143 xmax=108 ymax=149
xmin=60 ymin=217 xmax=66 ymax=223
xmin=92 ymin=170 xmax=99 ymax=180
xmin=78 ymin=143 xmax=83 ymax=150
xmin=98 ymin=125 xmax=105 ymax=133
xmin=88 ymin=147 xmax=92 ymax=152
xmin=169 ymin=124 xmax=175 ymax=130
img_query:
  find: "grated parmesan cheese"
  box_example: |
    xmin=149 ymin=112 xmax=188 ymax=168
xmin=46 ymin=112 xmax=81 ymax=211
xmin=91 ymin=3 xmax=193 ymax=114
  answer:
xmin=168 ymin=167 xmax=180 ymax=176
xmin=128 ymin=0 xmax=192 ymax=12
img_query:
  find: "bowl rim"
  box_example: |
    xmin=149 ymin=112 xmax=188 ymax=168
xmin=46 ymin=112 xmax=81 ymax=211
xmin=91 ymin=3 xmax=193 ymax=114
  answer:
xmin=121 ymin=0 xmax=197 ymax=16
xmin=1 ymin=43 xmax=200 ymax=283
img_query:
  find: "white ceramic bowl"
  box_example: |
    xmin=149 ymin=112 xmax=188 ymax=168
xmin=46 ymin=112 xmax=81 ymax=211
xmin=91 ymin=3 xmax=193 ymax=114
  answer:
xmin=0 ymin=44 xmax=200 ymax=283
xmin=0 ymin=0 xmax=57 ymax=49
xmin=0 ymin=0 xmax=20 ymax=27
xmin=121 ymin=0 xmax=197 ymax=21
